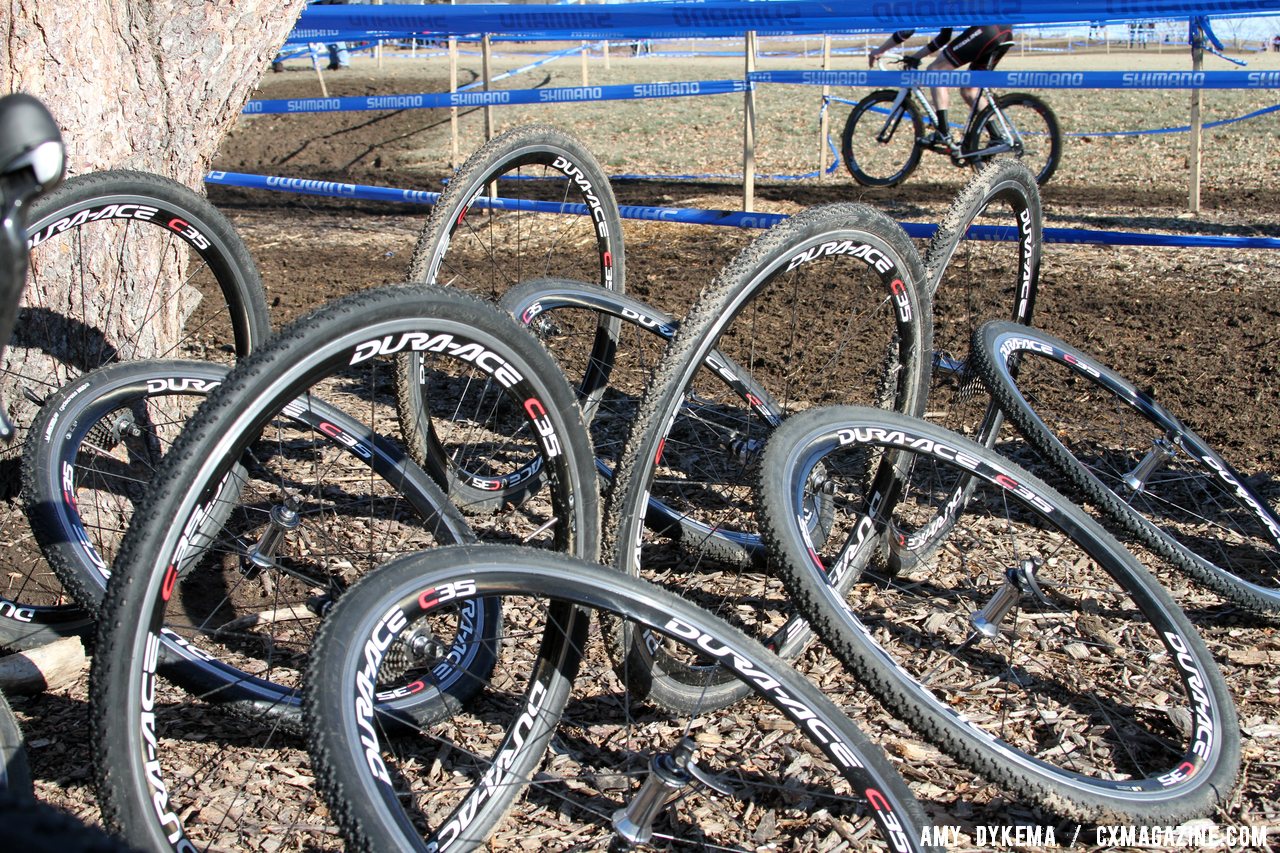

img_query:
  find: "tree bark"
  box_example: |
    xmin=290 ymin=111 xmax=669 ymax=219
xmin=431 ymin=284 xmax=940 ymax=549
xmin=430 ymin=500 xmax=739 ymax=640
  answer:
xmin=0 ymin=0 xmax=306 ymax=456
xmin=3 ymin=0 xmax=309 ymax=181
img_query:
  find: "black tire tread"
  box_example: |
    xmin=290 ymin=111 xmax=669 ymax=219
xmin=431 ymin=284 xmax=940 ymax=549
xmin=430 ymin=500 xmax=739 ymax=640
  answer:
xmin=841 ymin=90 xmax=924 ymax=187
xmin=971 ymin=319 xmax=1280 ymax=615
xmin=601 ymin=203 xmax=930 ymax=713
xmin=92 ymin=284 xmax=599 ymax=850
xmin=757 ymin=406 xmax=1240 ymax=824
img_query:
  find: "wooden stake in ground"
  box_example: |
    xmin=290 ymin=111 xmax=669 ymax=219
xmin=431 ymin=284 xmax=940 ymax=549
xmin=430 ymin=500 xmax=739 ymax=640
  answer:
xmin=450 ymin=36 xmax=460 ymax=170
xmin=743 ymin=30 xmax=757 ymax=213
xmin=311 ymin=42 xmax=329 ymax=98
xmin=1189 ymin=19 xmax=1204 ymax=214
xmin=483 ymin=33 xmax=494 ymax=144
xmin=817 ymin=34 xmax=831 ymax=180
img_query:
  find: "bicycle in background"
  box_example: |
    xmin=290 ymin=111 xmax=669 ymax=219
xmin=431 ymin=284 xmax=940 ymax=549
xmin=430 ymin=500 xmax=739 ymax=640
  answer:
xmin=842 ymin=57 xmax=1062 ymax=187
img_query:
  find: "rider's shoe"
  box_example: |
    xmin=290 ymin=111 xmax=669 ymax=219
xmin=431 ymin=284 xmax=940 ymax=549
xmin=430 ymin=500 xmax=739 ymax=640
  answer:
xmin=920 ymin=130 xmax=960 ymax=152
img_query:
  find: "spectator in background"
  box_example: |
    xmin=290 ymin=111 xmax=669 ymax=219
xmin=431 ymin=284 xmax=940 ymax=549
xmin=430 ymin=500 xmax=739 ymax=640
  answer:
xmin=315 ymin=0 xmax=350 ymax=70
xmin=1273 ymin=33 xmax=1280 ymax=52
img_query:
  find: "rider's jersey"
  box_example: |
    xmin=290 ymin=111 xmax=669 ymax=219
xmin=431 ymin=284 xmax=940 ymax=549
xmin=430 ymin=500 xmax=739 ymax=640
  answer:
xmin=891 ymin=25 xmax=1013 ymax=70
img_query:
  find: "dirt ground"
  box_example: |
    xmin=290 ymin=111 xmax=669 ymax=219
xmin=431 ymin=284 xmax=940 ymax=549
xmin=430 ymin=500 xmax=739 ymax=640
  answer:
xmin=9 ymin=39 xmax=1280 ymax=850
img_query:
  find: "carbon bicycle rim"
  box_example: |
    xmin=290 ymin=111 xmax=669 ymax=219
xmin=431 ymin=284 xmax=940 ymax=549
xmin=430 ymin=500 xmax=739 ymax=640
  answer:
xmin=91 ymin=284 xmax=599 ymax=851
xmin=400 ymin=124 xmax=625 ymax=512
xmin=0 ymin=170 xmax=270 ymax=649
xmin=22 ymin=360 xmax=227 ymax=618
xmin=887 ymin=158 xmax=1041 ymax=574
xmin=306 ymin=544 xmax=940 ymax=853
xmin=758 ymin=406 xmax=1240 ymax=824
xmin=974 ymin=319 xmax=1280 ymax=615
xmin=501 ymin=277 xmax=794 ymax=561
xmin=603 ymin=203 xmax=932 ymax=714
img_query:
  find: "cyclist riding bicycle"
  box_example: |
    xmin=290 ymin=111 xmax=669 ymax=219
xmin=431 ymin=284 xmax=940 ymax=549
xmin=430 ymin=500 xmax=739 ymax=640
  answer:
xmin=868 ymin=26 xmax=1014 ymax=150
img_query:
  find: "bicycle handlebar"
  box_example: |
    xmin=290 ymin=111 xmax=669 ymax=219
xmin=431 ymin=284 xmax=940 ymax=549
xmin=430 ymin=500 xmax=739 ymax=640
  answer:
xmin=0 ymin=93 xmax=65 ymax=440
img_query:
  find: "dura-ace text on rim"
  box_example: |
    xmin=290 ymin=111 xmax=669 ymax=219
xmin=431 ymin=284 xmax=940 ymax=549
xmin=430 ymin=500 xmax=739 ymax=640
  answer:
xmin=602 ymin=203 xmax=932 ymax=715
xmin=757 ymin=405 xmax=1239 ymax=824
xmin=973 ymin=319 xmax=1280 ymax=615
xmin=886 ymin=159 xmax=1041 ymax=574
xmin=0 ymin=170 xmax=270 ymax=650
xmin=91 ymin=285 xmax=598 ymax=852
xmin=306 ymin=545 xmax=939 ymax=852
xmin=400 ymin=125 xmax=624 ymax=512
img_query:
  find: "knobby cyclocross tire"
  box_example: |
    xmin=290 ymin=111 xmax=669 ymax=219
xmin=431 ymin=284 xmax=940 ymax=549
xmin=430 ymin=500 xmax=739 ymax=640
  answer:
xmin=91 ymin=285 xmax=599 ymax=853
xmin=757 ymin=405 xmax=1240 ymax=824
xmin=0 ymin=794 xmax=140 ymax=850
xmin=602 ymin=203 xmax=931 ymax=714
xmin=887 ymin=159 xmax=1041 ymax=574
xmin=973 ymin=319 xmax=1280 ymax=615
xmin=962 ymin=93 xmax=1062 ymax=186
xmin=0 ymin=169 xmax=270 ymax=651
xmin=23 ymin=360 xmax=228 ymax=618
xmin=842 ymin=90 xmax=924 ymax=187
xmin=306 ymin=544 xmax=940 ymax=853
xmin=0 ymin=690 xmax=31 ymax=801
xmin=400 ymin=124 xmax=625 ymax=512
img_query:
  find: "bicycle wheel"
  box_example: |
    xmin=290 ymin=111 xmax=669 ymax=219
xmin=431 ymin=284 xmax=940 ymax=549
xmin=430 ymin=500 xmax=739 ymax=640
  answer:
xmin=757 ymin=406 xmax=1240 ymax=823
xmin=0 ymin=794 xmax=137 ymax=850
xmin=0 ymin=690 xmax=30 ymax=801
xmin=974 ymin=319 xmax=1280 ymax=615
xmin=401 ymin=124 xmax=625 ymax=512
xmin=91 ymin=285 xmax=598 ymax=852
xmin=0 ymin=170 xmax=271 ymax=650
xmin=501 ymin=278 xmax=804 ymax=564
xmin=841 ymin=90 xmax=923 ymax=187
xmin=963 ymin=93 xmax=1062 ymax=186
xmin=307 ymin=544 xmax=939 ymax=853
xmin=887 ymin=159 xmax=1041 ymax=573
xmin=603 ymin=203 xmax=932 ymax=713
xmin=22 ymin=360 xmax=228 ymax=618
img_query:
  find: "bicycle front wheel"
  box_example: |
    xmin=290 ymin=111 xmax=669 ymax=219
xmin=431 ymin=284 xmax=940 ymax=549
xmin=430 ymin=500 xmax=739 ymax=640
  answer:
xmin=0 ymin=170 xmax=270 ymax=650
xmin=22 ymin=360 xmax=226 ymax=617
xmin=604 ymin=203 xmax=931 ymax=713
xmin=758 ymin=406 xmax=1240 ymax=823
xmin=974 ymin=319 xmax=1280 ymax=614
xmin=307 ymin=544 xmax=939 ymax=853
xmin=841 ymin=90 xmax=923 ymax=187
xmin=400 ymin=124 xmax=625 ymax=512
xmin=91 ymin=285 xmax=599 ymax=851
xmin=887 ymin=158 xmax=1042 ymax=573
xmin=963 ymin=93 xmax=1062 ymax=186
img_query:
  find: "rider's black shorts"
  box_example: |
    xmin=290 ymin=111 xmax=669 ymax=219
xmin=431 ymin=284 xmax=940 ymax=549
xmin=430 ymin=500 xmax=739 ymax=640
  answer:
xmin=942 ymin=25 xmax=1013 ymax=70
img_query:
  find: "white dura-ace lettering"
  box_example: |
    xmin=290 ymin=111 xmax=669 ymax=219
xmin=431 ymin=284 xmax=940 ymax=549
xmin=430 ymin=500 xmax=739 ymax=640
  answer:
xmin=349 ymin=332 xmax=525 ymax=388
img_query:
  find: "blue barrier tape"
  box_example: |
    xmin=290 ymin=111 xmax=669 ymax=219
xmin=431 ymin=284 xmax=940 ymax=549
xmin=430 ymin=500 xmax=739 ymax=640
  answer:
xmin=1067 ymin=101 xmax=1280 ymax=136
xmin=753 ymin=69 xmax=1280 ymax=90
xmin=821 ymin=93 xmax=1280 ymax=137
xmin=204 ymin=170 xmax=1280 ymax=249
xmin=243 ymin=78 xmax=748 ymax=115
xmin=244 ymin=68 xmax=1280 ymax=116
xmin=477 ymin=44 xmax=586 ymax=88
xmin=289 ymin=2 xmax=1280 ymax=42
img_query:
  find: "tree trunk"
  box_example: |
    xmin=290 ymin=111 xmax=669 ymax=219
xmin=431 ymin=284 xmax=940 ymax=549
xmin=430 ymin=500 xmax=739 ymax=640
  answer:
xmin=0 ymin=0 xmax=305 ymax=457
xmin=3 ymin=0 xmax=307 ymax=181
